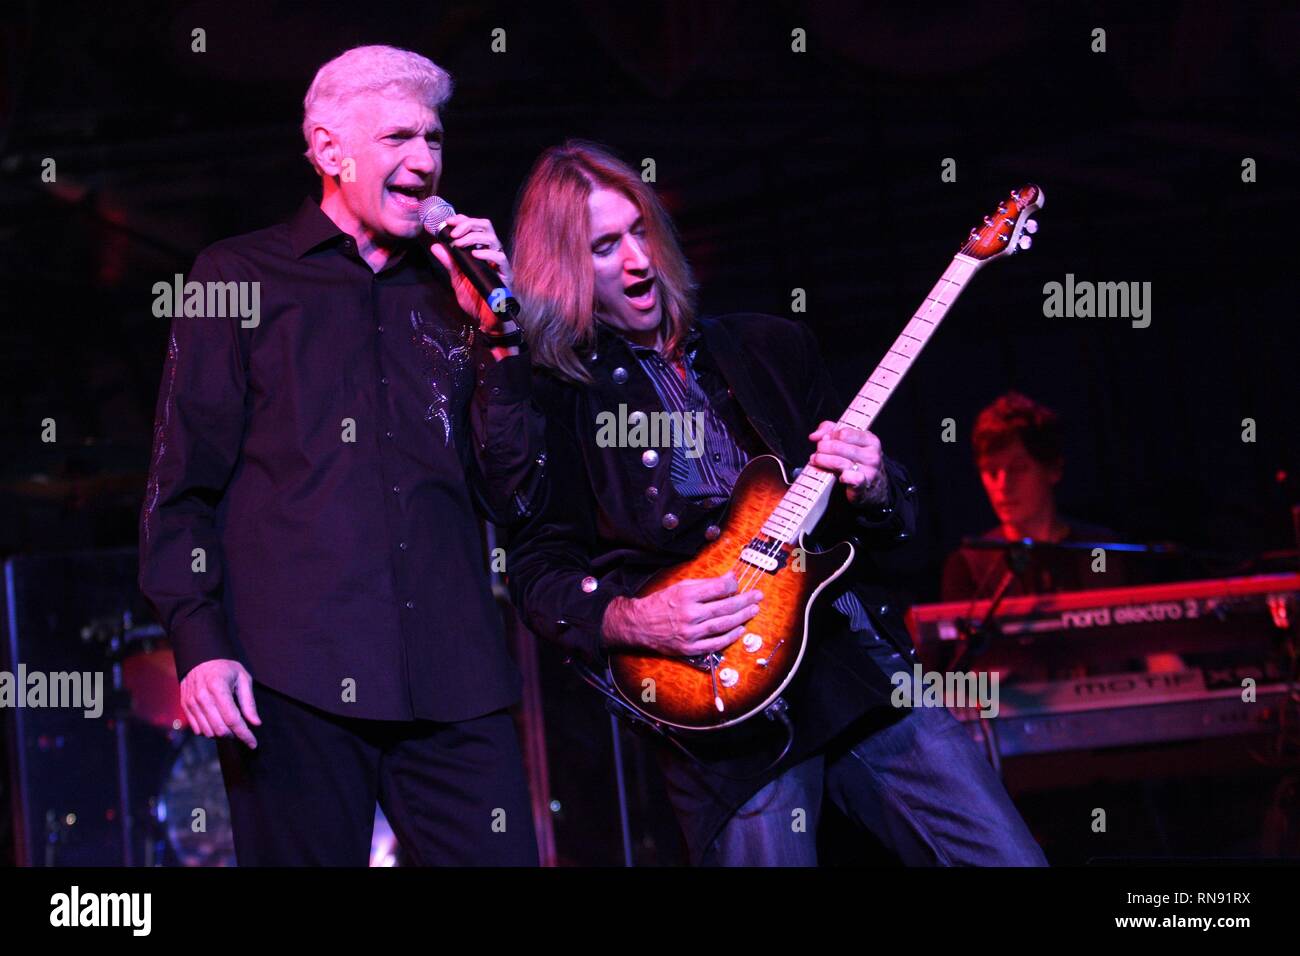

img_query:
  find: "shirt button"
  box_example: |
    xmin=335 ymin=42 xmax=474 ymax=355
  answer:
xmin=377 ymin=324 xmax=384 ymax=333
xmin=580 ymin=576 xmax=599 ymax=593
xmin=662 ymin=512 xmax=679 ymax=530
xmin=612 ymin=367 xmax=628 ymax=384
xmin=878 ymin=604 xmax=891 ymax=616
xmin=398 ymin=541 xmax=408 ymax=551
xmin=712 ymin=453 xmax=721 ymax=463
xmin=895 ymin=531 xmax=910 ymax=542
xmin=392 ymin=484 xmax=400 ymax=493
xmin=641 ymin=449 xmax=659 ymax=468
xmin=705 ymin=524 xmax=721 ymax=541
xmin=588 ymin=351 xmax=599 ymax=363
xmin=386 ymin=430 xmax=394 ymax=439
xmin=404 ymin=600 xmax=415 ymax=610
xmin=645 ymin=485 xmax=659 ymax=501
xmin=380 ymin=376 xmax=389 ymax=386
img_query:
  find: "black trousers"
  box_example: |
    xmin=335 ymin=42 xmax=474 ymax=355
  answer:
xmin=215 ymin=682 xmax=538 ymax=866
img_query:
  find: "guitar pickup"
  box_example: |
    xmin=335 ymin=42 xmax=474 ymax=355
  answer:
xmin=739 ymin=545 xmax=786 ymax=574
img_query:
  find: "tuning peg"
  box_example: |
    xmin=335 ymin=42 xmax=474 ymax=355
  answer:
xmin=983 ymin=215 xmax=993 ymax=226
xmin=1024 ymin=219 xmax=1039 ymax=234
xmin=1017 ymin=235 xmax=1032 ymax=250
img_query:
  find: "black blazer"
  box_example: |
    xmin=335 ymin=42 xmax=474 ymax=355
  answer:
xmin=507 ymin=313 xmax=921 ymax=860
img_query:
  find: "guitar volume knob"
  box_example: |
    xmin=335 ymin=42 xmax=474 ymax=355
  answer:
xmin=742 ymin=632 xmax=763 ymax=653
xmin=718 ymin=667 xmax=740 ymax=688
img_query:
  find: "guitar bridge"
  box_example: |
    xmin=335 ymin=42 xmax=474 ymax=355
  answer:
xmin=684 ymin=652 xmax=724 ymax=672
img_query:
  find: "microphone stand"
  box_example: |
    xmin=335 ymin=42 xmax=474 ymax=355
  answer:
xmin=951 ymin=542 xmax=1031 ymax=672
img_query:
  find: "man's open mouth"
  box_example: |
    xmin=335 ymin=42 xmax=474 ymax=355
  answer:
xmin=387 ymin=184 xmax=428 ymax=213
xmin=624 ymin=277 xmax=657 ymax=309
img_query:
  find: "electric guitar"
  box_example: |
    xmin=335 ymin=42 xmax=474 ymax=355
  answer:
xmin=608 ymin=184 xmax=1045 ymax=730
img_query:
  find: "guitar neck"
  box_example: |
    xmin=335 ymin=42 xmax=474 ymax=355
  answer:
xmin=760 ymin=253 xmax=983 ymax=543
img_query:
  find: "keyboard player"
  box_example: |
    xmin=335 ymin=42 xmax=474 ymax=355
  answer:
xmin=942 ymin=392 xmax=1129 ymax=601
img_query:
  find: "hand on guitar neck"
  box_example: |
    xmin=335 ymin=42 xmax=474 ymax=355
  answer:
xmin=808 ymin=420 xmax=889 ymax=507
xmin=601 ymin=572 xmax=763 ymax=656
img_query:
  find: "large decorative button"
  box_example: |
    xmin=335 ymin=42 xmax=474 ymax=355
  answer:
xmin=641 ymin=449 xmax=659 ymax=468
xmin=580 ymin=576 xmax=599 ymax=593
xmin=612 ymin=367 xmax=628 ymax=384
xmin=645 ymin=485 xmax=659 ymax=500
xmin=705 ymin=524 xmax=722 ymax=541
xmin=661 ymin=512 xmax=679 ymax=530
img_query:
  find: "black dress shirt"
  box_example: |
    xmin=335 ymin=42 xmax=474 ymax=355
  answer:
xmin=139 ymin=198 xmax=545 ymax=721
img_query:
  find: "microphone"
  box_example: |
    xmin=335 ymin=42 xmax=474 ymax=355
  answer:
xmin=418 ymin=196 xmax=521 ymax=324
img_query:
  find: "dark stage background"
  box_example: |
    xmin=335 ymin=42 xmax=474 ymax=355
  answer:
xmin=1 ymin=1 xmax=1297 ymax=865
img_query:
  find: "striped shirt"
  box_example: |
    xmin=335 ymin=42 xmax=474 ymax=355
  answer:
xmin=629 ymin=339 xmax=882 ymax=639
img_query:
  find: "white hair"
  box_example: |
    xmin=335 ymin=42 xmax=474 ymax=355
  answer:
xmin=301 ymin=45 xmax=453 ymax=173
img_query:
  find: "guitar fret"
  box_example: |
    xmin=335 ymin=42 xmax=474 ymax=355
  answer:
xmin=754 ymin=248 xmax=991 ymax=555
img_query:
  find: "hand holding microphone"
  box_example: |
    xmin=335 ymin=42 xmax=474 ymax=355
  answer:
xmin=419 ymin=196 xmax=522 ymax=337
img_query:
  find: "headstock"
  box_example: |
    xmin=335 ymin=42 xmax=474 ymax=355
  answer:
xmin=961 ymin=184 xmax=1044 ymax=263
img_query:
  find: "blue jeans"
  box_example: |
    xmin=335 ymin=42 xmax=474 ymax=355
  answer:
xmin=703 ymin=637 xmax=1048 ymax=866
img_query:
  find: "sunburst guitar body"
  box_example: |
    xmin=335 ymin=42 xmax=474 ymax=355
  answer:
xmin=606 ymin=183 xmax=1045 ymax=731
xmin=609 ymin=455 xmax=853 ymax=729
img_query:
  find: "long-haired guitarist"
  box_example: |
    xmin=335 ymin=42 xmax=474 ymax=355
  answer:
xmin=505 ymin=140 xmax=1046 ymax=866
